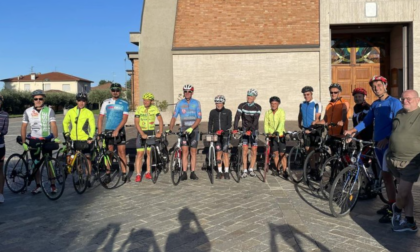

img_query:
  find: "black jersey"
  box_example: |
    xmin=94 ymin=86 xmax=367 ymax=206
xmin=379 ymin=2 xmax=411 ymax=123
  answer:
xmin=208 ymin=107 xmax=232 ymax=133
xmin=353 ymin=102 xmax=373 ymax=141
xmin=233 ymin=102 xmax=261 ymax=131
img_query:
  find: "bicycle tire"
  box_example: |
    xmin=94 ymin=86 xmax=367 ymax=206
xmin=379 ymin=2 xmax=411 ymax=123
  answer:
xmin=303 ymin=149 xmax=330 ymax=191
xmin=97 ymin=153 xmax=122 ymax=189
xmin=72 ymin=153 xmax=89 ymax=194
xmin=4 ymin=154 xmax=28 ymax=193
xmin=287 ymin=146 xmax=305 ymax=183
xmin=329 ymin=166 xmax=361 ymax=218
xmin=41 ymin=157 xmax=65 ymax=200
xmin=208 ymin=146 xmax=215 ymax=184
xmin=319 ymin=156 xmax=344 ymax=199
xmin=161 ymin=146 xmax=170 ymax=174
xmin=378 ymin=177 xmax=398 ymax=204
xmin=170 ymin=147 xmax=182 ymax=186
xmin=151 ymin=146 xmax=159 ymax=184
xmin=229 ymin=146 xmax=241 ymax=183
xmin=90 ymin=148 xmax=101 ymax=187
xmin=263 ymin=147 xmax=269 ymax=183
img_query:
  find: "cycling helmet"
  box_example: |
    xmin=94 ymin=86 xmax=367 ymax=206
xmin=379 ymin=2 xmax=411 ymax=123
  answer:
xmin=269 ymin=96 xmax=281 ymax=104
xmin=352 ymin=87 xmax=367 ymax=96
xmin=369 ymin=75 xmax=388 ymax=86
xmin=329 ymin=83 xmax=342 ymax=92
xmin=183 ymin=84 xmax=194 ymax=92
xmin=214 ymin=95 xmax=226 ymax=103
xmin=76 ymin=92 xmax=88 ymax=101
xmin=110 ymin=83 xmax=122 ymax=90
xmin=301 ymin=86 xmax=314 ymax=93
xmin=142 ymin=92 xmax=154 ymax=100
xmin=31 ymin=89 xmax=46 ymax=97
xmin=247 ymin=88 xmax=258 ymax=97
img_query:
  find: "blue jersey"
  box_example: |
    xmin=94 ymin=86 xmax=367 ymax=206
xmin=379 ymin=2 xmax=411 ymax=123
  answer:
xmin=300 ymin=100 xmax=323 ymax=128
xmin=100 ymin=98 xmax=129 ymax=130
xmin=173 ymin=98 xmax=202 ymax=131
xmin=355 ymin=96 xmax=402 ymax=141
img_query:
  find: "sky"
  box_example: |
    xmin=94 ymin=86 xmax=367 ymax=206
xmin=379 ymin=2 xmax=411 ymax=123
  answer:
xmin=0 ymin=0 xmax=143 ymax=88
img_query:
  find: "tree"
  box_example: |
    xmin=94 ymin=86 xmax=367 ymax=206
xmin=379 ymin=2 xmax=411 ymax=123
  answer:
xmin=125 ymin=79 xmax=131 ymax=90
xmin=88 ymin=90 xmax=112 ymax=109
xmin=99 ymin=80 xmax=108 ymax=85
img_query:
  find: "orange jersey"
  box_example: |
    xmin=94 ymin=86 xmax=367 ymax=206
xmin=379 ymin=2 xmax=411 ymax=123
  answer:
xmin=325 ymin=98 xmax=349 ymax=136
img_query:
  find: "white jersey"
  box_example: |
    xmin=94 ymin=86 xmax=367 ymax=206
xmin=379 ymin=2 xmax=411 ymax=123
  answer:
xmin=22 ymin=106 xmax=56 ymax=138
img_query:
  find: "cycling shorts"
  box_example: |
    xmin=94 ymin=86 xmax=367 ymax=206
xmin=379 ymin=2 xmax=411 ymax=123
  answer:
xmin=104 ymin=128 xmax=126 ymax=146
xmin=136 ymin=130 xmax=154 ymax=151
xmin=270 ymin=137 xmax=286 ymax=153
xmin=181 ymin=130 xmax=199 ymax=149
xmin=215 ymin=134 xmax=230 ymax=153
xmin=242 ymin=135 xmax=258 ymax=147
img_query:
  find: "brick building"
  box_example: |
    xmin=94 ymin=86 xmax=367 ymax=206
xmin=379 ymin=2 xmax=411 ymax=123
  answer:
xmin=127 ymin=0 xmax=420 ymax=120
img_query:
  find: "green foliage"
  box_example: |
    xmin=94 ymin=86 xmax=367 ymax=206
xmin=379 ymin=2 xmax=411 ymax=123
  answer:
xmin=88 ymin=90 xmax=112 ymax=108
xmin=99 ymin=80 xmax=109 ymax=85
xmin=156 ymin=100 xmax=169 ymax=111
xmin=45 ymin=92 xmax=76 ymax=108
xmin=125 ymin=79 xmax=131 ymax=89
xmin=0 ymin=89 xmax=32 ymax=114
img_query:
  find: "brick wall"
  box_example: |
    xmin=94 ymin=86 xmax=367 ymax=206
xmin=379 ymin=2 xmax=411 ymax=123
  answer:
xmin=173 ymin=0 xmax=319 ymax=48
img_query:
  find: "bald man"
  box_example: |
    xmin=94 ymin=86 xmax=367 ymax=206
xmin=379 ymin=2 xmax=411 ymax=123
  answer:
xmin=387 ymin=90 xmax=420 ymax=232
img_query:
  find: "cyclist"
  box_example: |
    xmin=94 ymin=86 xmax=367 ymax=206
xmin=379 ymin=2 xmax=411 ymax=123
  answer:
xmin=264 ymin=96 xmax=287 ymax=177
xmin=233 ymin=88 xmax=261 ymax=178
xmin=318 ymin=83 xmax=349 ymax=136
xmin=98 ymin=83 xmax=129 ymax=183
xmin=168 ymin=84 xmax=202 ymax=180
xmin=352 ymin=87 xmax=373 ymax=141
xmin=62 ymin=93 xmax=96 ymax=187
xmin=208 ymin=95 xmax=232 ymax=179
xmin=21 ymin=90 xmax=59 ymax=194
xmin=134 ymin=93 xmax=164 ymax=182
xmin=0 ymin=94 xmax=9 ymax=203
xmin=344 ymin=75 xmax=402 ymax=223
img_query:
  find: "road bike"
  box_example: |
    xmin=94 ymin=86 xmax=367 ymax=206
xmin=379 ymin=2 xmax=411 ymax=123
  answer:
xmin=229 ymin=131 xmax=244 ymax=183
xmin=169 ymin=128 xmax=191 ymax=186
xmin=142 ymin=133 xmax=170 ymax=183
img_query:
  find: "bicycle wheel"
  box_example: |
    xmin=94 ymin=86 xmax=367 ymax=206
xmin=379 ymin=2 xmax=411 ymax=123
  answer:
xmin=303 ymin=149 xmax=330 ymax=191
xmin=329 ymin=166 xmax=361 ymax=218
xmin=263 ymin=148 xmax=269 ymax=183
xmin=161 ymin=145 xmax=170 ymax=174
xmin=319 ymin=156 xmax=344 ymax=199
xmin=170 ymin=147 xmax=182 ymax=186
xmin=90 ymin=148 xmax=101 ymax=187
xmin=4 ymin=154 xmax=28 ymax=193
xmin=97 ymin=153 xmax=122 ymax=189
xmin=287 ymin=146 xmax=305 ymax=183
xmin=229 ymin=146 xmax=242 ymax=183
xmin=41 ymin=157 xmax=66 ymax=200
xmin=150 ymin=146 xmax=159 ymax=184
xmin=72 ymin=154 xmax=89 ymax=194
xmin=208 ymin=147 xmax=215 ymax=184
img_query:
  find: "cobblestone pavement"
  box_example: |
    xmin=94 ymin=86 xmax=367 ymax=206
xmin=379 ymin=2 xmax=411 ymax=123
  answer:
xmin=1 ymin=118 xmax=419 ymax=251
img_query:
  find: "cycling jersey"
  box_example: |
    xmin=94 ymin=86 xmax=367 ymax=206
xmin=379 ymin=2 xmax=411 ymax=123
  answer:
xmin=208 ymin=107 xmax=232 ymax=133
xmin=355 ymin=96 xmax=402 ymax=142
xmin=100 ymin=98 xmax=129 ymax=130
xmin=173 ymin=98 xmax=202 ymax=131
xmin=353 ymin=102 xmax=373 ymax=141
xmin=264 ymin=108 xmax=286 ymax=136
xmin=63 ymin=106 xmax=96 ymax=141
xmin=325 ymin=98 xmax=349 ymax=136
xmin=22 ymin=106 xmax=56 ymax=138
xmin=300 ymin=99 xmax=322 ymax=128
xmin=234 ymin=102 xmax=261 ymax=131
xmin=135 ymin=105 xmax=160 ymax=131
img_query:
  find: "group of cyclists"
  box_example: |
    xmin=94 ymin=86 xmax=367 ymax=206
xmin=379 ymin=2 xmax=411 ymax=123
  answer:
xmin=0 ymin=74 xmax=418 ymax=233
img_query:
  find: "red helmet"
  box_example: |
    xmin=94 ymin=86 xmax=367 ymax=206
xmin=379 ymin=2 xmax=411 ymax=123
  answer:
xmin=352 ymin=87 xmax=367 ymax=96
xmin=369 ymin=75 xmax=387 ymax=86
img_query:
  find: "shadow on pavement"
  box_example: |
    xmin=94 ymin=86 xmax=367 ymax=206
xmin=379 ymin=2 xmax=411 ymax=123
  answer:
xmin=119 ymin=228 xmax=161 ymax=252
xmin=87 ymin=223 xmax=121 ymax=251
xmin=294 ymin=183 xmax=333 ymax=217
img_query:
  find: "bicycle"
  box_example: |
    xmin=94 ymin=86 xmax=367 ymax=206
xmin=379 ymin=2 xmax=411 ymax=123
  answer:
xmin=287 ymin=130 xmax=306 ymax=183
xmin=258 ymin=133 xmax=285 ymax=183
xmin=5 ymin=136 xmax=65 ymax=200
xmin=143 ymin=133 xmax=170 ymax=184
xmin=203 ymin=133 xmax=219 ymax=184
xmin=168 ymin=128 xmax=191 ymax=186
xmin=229 ymin=131 xmax=244 ymax=183
xmin=328 ymin=136 xmax=389 ymax=217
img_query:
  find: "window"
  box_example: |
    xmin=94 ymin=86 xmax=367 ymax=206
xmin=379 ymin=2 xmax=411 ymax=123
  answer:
xmin=44 ymin=83 xmax=51 ymax=91
xmin=24 ymin=84 xmax=30 ymax=91
xmin=62 ymin=84 xmax=70 ymax=92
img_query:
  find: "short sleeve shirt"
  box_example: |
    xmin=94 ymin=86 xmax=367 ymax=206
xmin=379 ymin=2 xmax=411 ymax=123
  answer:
xmin=135 ymin=105 xmax=160 ymax=131
xmin=22 ymin=106 xmax=56 ymax=138
xmin=100 ymin=98 xmax=129 ymax=130
xmin=172 ymin=98 xmax=202 ymax=131
xmin=300 ymin=99 xmax=323 ymax=128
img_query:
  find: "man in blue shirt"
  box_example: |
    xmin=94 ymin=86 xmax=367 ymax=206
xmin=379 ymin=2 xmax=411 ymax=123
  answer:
xmin=168 ymin=84 xmax=202 ymax=180
xmin=98 ymin=83 xmax=129 ymax=183
xmin=344 ymin=76 xmax=402 ymax=223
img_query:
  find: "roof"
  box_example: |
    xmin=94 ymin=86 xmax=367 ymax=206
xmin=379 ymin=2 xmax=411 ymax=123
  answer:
xmin=0 ymin=71 xmax=93 ymax=83
xmin=91 ymin=82 xmax=127 ymax=91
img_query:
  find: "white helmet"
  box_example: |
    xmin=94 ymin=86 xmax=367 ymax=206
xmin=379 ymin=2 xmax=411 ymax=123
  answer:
xmin=247 ymin=88 xmax=258 ymax=97
xmin=214 ymin=95 xmax=226 ymax=103
xmin=183 ymin=84 xmax=194 ymax=91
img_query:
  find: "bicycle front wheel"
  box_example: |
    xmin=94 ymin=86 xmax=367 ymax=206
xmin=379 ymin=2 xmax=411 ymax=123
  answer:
xmin=229 ymin=146 xmax=241 ymax=183
xmin=208 ymin=147 xmax=215 ymax=184
xmin=319 ymin=156 xmax=344 ymax=199
xmin=72 ymin=154 xmax=89 ymax=194
xmin=329 ymin=166 xmax=361 ymax=218
xmin=151 ymin=146 xmax=159 ymax=184
xmin=4 ymin=154 xmax=28 ymax=193
xmin=170 ymin=147 xmax=182 ymax=186
xmin=304 ymin=149 xmax=330 ymax=191
xmin=41 ymin=157 xmax=66 ymax=200
xmin=287 ymin=146 xmax=305 ymax=183
xmin=97 ymin=153 xmax=122 ymax=189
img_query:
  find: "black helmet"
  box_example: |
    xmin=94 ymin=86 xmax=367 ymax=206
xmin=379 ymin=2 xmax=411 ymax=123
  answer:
xmin=301 ymin=86 xmax=314 ymax=93
xmin=31 ymin=89 xmax=46 ymax=97
xmin=76 ymin=92 xmax=88 ymax=101
xmin=269 ymin=96 xmax=281 ymax=104
xmin=329 ymin=83 xmax=342 ymax=92
xmin=110 ymin=83 xmax=122 ymax=90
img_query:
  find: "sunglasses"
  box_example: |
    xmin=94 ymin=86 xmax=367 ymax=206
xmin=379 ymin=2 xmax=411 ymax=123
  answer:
xmin=111 ymin=89 xmax=121 ymax=92
xmin=184 ymin=91 xmax=193 ymax=94
xmin=34 ymin=98 xmax=44 ymax=101
xmin=330 ymin=92 xmax=339 ymax=94
xmin=77 ymin=99 xmax=87 ymax=102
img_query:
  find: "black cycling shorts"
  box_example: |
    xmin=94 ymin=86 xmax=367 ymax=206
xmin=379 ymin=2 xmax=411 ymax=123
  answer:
xmin=181 ymin=130 xmax=200 ymax=149
xmin=0 ymin=147 xmax=5 ymax=161
xmin=104 ymin=127 xmax=126 ymax=146
xmin=215 ymin=135 xmax=230 ymax=153
xmin=303 ymin=131 xmax=320 ymax=147
xmin=270 ymin=137 xmax=286 ymax=153
xmin=136 ymin=130 xmax=155 ymax=151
